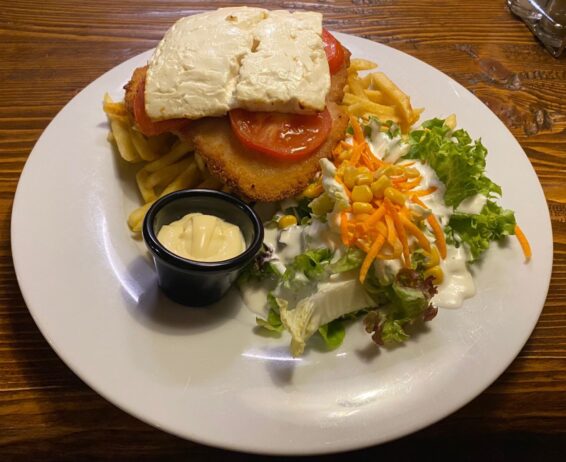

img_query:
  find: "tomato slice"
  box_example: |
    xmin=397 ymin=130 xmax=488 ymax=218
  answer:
xmin=229 ymin=108 xmax=332 ymax=160
xmin=322 ymin=28 xmax=345 ymax=74
xmin=133 ymin=75 xmax=190 ymax=137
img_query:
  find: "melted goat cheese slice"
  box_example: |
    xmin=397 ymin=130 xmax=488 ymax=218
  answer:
xmin=144 ymin=8 xmax=329 ymax=120
xmin=235 ymin=10 xmax=330 ymax=113
xmin=145 ymin=7 xmax=268 ymax=120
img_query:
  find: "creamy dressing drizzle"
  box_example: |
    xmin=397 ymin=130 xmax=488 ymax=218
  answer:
xmin=433 ymin=245 xmax=475 ymax=308
xmin=456 ymin=194 xmax=487 ymax=215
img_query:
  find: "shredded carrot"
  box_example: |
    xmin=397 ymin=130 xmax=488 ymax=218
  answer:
xmin=350 ymin=115 xmax=365 ymax=144
xmin=386 ymin=198 xmax=411 ymax=267
xmin=377 ymin=239 xmax=403 ymax=259
xmin=413 ymin=187 xmax=437 ymax=197
xmin=401 ymin=177 xmax=422 ymax=190
xmin=411 ymin=196 xmax=447 ymax=258
xmin=375 ymin=220 xmax=388 ymax=237
xmin=354 ymin=239 xmax=371 ymax=253
xmin=335 ymin=177 xmax=352 ymax=200
xmin=359 ymin=234 xmax=386 ymax=283
xmin=349 ymin=143 xmax=363 ymax=166
xmin=363 ymin=202 xmax=387 ymax=227
xmin=400 ymin=214 xmax=432 ymax=252
xmin=360 ymin=145 xmax=380 ymax=170
xmin=515 ymin=225 xmax=532 ymax=261
xmin=384 ymin=214 xmax=398 ymax=247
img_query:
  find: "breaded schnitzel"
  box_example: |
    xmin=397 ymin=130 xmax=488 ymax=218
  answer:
xmin=124 ymin=47 xmax=350 ymax=202
xmin=185 ymin=53 xmax=350 ymax=201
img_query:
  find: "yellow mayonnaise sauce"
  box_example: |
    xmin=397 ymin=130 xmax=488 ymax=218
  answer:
xmin=157 ymin=213 xmax=245 ymax=262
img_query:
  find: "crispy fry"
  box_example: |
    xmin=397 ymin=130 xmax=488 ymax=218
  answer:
xmin=350 ymin=58 xmax=378 ymax=71
xmin=103 ymin=93 xmax=129 ymax=119
xmin=347 ymin=73 xmax=366 ymax=98
xmin=146 ymin=157 xmax=193 ymax=189
xmin=363 ymin=89 xmax=384 ymax=103
xmin=128 ymin=161 xmax=201 ymax=232
xmin=109 ymin=119 xmax=141 ymax=163
xmin=371 ymin=72 xmax=417 ymax=130
xmin=348 ymin=101 xmax=397 ymax=118
xmin=128 ymin=201 xmax=154 ymax=232
xmin=360 ymin=74 xmax=372 ymax=88
xmin=135 ymin=169 xmax=157 ymax=203
xmin=144 ymin=140 xmax=194 ymax=173
xmin=130 ymin=130 xmax=160 ymax=161
xmin=160 ymin=162 xmax=200 ymax=196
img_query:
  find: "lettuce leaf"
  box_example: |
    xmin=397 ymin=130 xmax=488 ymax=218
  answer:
xmin=238 ymin=243 xmax=279 ymax=285
xmin=281 ymin=197 xmax=312 ymax=225
xmin=255 ymin=293 xmax=284 ymax=333
xmin=318 ymin=319 xmax=346 ymax=349
xmin=447 ymin=200 xmax=516 ymax=260
xmin=283 ymin=248 xmax=333 ymax=285
xmin=329 ymin=247 xmax=365 ymax=273
xmin=363 ymin=268 xmax=437 ymax=345
xmin=405 ymin=118 xmax=501 ymax=207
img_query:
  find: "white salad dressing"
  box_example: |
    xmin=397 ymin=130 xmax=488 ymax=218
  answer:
xmin=456 ymin=194 xmax=487 ymax=215
xmin=240 ymin=280 xmax=273 ymax=317
xmin=278 ymin=225 xmax=305 ymax=264
xmin=367 ymin=129 xmax=410 ymax=163
xmin=433 ymin=245 xmax=475 ymax=308
xmin=405 ymin=160 xmax=453 ymax=226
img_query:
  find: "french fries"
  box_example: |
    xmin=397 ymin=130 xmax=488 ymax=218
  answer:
xmin=103 ymin=94 xmax=222 ymax=233
xmin=342 ymin=59 xmax=422 ymax=132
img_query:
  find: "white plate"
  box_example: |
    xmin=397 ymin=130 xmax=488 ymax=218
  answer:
xmin=11 ymin=33 xmax=552 ymax=455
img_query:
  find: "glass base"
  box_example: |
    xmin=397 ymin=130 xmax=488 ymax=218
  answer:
xmin=507 ymin=0 xmax=566 ymax=57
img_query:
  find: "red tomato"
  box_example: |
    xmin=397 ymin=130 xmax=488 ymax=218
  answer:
xmin=133 ymin=76 xmax=190 ymax=137
xmin=229 ymin=108 xmax=332 ymax=160
xmin=322 ymin=28 xmax=345 ymax=74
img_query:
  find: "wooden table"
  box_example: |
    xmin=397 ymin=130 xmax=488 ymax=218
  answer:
xmin=1 ymin=1 xmax=565 ymax=459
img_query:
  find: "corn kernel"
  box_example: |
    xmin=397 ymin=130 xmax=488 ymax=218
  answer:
xmin=424 ymin=265 xmax=444 ymax=284
xmin=343 ymin=165 xmax=359 ymax=189
xmin=352 ymin=184 xmax=373 ymax=203
xmin=371 ymin=175 xmax=391 ymax=198
xmin=355 ymin=172 xmax=374 ymax=185
xmin=384 ymin=187 xmax=406 ymax=205
xmin=374 ymin=166 xmax=388 ymax=178
xmin=338 ymin=151 xmax=351 ymax=162
xmin=404 ymin=167 xmax=420 ymax=178
xmin=278 ymin=215 xmax=298 ymax=229
xmin=302 ymin=182 xmax=323 ymax=198
xmin=352 ymin=202 xmax=374 ymax=214
xmin=426 ymin=246 xmax=441 ymax=268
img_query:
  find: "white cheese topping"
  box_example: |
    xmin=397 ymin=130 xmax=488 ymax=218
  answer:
xmin=145 ymin=7 xmax=329 ymax=120
xmin=235 ymin=10 xmax=330 ymax=113
xmin=145 ymin=7 xmax=267 ymax=120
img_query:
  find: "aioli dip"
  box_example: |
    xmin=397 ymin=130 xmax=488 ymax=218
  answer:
xmin=157 ymin=212 xmax=245 ymax=262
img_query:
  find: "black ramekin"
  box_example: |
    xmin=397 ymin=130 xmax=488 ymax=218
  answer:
xmin=142 ymin=189 xmax=263 ymax=307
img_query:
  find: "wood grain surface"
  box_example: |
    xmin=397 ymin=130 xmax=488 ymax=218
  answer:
xmin=1 ymin=1 xmax=565 ymax=460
